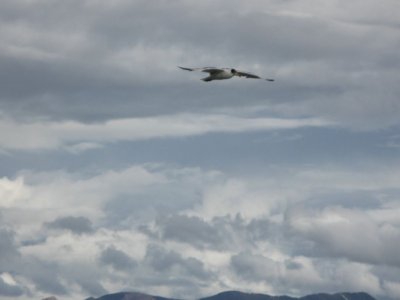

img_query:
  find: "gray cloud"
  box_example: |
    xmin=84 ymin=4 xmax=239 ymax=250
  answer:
xmin=159 ymin=215 xmax=229 ymax=250
xmin=77 ymin=279 xmax=107 ymax=298
xmin=0 ymin=228 xmax=59 ymax=298
xmin=285 ymin=205 xmax=400 ymax=267
xmin=55 ymin=261 xmax=108 ymax=297
xmin=155 ymin=213 xmax=283 ymax=253
xmin=0 ymin=229 xmax=20 ymax=269
xmin=45 ymin=216 xmax=94 ymax=235
xmin=20 ymin=236 xmax=48 ymax=247
xmin=0 ymin=0 xmax=398 ymax=129
xmin=144 ymin=244 xmax=211 ymax=281
xmin=99 ymin=246 xmax=137 ymax=272
xmin=230 ymin=252 xmax=278 ymax=282
xmin=0 ymin=276 xmax=24 ymax=297
xmin=23 ymin=259 xmax=68 ymax=296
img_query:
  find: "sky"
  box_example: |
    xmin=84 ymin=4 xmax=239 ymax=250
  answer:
xmin=1 ymin=1 xmax=400 ymax=300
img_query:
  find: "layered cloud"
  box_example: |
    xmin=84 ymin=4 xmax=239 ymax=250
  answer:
xmin=1 ymin=163 xmax=400 ymax=299
xmin=0 ymin=114 xmax=331 ymax=151
xmin=0 ymin=0 xmax=399 ymax=128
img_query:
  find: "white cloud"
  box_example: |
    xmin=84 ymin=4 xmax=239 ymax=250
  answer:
xmin=0 ymin=272 xmax=17 ymax=286
xmin=0 ymin=114 xmax=332 ymax=151
xmin=0 ymin=176 xmax=29 ymax=208
xmin=1 ymin=163 xmax=400 ymax=299
xmin=63 ymin=142 xmax=103 ymax=154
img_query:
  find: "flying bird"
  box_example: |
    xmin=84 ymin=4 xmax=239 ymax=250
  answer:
xmin=178 ymin=66 xmax=275 ymax=82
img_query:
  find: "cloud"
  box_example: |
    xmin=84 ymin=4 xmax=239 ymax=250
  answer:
xmin=1 ymin=163 xmax=400 ymax=299
xmin=159 ymin=215 xmax=228 ymax=250
xmin=22 ymin=259 xmax=69 ymax=296
xmin=0 ymin=175 xmax=28 ymax=208
xmin=45 ymin=216 xmax=94 ymax=235
xmin=64 ymin=142 xmax=104 ymax=154
xmin=0 ymin=1 xmax=399 ymax=129
xmin=0 ymin=229 xmax=20 ymax=269
xmin=144 ymin=244 xmax=211 ymax=281
xmin=1 ymin=3 xmax=400 ymax=300
xmin=230 ymin=252 xmax=279 ymax=282
xmin=286 ymin=205 xmax=400 ymax=267
xmin=229 ymin=252 xmax=383 ymax=297
xmin=99 ymin=246 xmax=137 ymax=272
xmin=0 ymin=273 xmax=24 ymax=297
xmin=0 ymin=114 xmax=332 ymax=151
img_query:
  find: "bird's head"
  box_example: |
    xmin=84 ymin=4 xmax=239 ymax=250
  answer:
xmin=231 ymin=68 xmax=237 ymax=75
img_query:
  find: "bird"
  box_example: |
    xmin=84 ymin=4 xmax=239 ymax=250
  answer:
xmin=178 ymin=66 xmax=275 ymax=82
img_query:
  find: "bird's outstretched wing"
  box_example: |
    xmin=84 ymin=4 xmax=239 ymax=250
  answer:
xmin=178 ymin=66 xmax=223 ymax=75
xmin=236 ymin=71 xmax=275 ymax=81
xmin=235 ymin=71 xmax=261 ymax=79
xmin=178 ymin=66 xmax=200 ymax=71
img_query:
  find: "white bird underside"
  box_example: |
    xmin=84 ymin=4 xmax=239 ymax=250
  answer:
xmin=178 ymin=66 xmax=275 ymax=82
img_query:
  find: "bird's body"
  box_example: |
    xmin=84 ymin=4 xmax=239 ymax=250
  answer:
xmin=178 ymin=66 xmax=274 ymax=82
xmin=203 ymin=68 xmax=235 ymax=81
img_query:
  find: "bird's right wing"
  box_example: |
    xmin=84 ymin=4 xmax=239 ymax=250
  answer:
xmin=178 ymin=66 xmax=199 ymax=71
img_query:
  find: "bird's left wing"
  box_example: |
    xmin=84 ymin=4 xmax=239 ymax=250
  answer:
xmin=178 ymin=66 xmax=199 ymax=71
xmin=236 ymin=71 xmax=261 ymax=79
xmin=236 ymin=71 xmax=275 ymax=81
xmin=178 ymin=66 xmax=218 ymax=72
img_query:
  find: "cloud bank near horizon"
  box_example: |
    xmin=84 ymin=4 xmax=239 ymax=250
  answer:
xmin=1 ymin=163 xmax=400 ymax=299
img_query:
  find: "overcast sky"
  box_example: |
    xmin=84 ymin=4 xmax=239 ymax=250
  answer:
xmin=1 ymin=1 xmax=400 ymax=300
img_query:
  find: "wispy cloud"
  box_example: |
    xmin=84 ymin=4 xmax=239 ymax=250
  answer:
xmin=0 ymin=114 xmax=333 ymax=151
